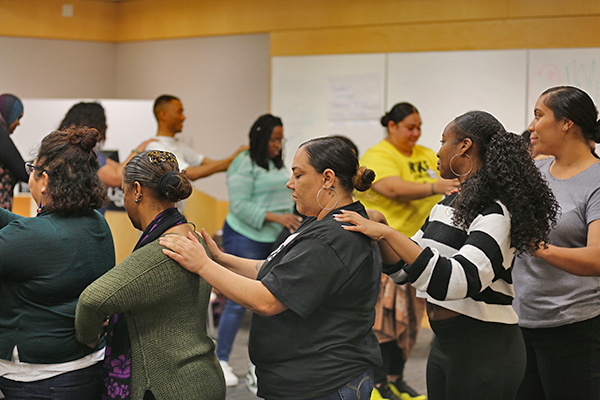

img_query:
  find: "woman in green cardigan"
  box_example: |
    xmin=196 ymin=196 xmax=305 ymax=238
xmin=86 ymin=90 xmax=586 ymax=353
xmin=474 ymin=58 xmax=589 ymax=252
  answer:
xmin=0 ymin=126 xmax=115 ymax=399
xmin=75 ymin=150 xmax=225 ymax=400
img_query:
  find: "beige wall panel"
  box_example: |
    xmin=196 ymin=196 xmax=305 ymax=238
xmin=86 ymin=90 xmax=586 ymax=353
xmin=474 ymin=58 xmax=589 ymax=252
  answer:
xmin=270 ymin=16 xmax=600 ymax=56
xmin=0 ymin=37 xmax=117 ymax=98
xmin=0 ymin=0 xmax=116 ymax=41
xmin=183 ymin=189 xmax=219 ymax=236
xmin=104 ymin=210 xmax=138 ymax=264
xmin=114 ymin=34 xmax=269 ymax=200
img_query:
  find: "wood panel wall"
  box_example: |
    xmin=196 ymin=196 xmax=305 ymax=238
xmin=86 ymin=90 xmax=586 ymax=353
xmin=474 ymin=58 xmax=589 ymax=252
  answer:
xmin=1 ymin=0 xmax=599 ymax=54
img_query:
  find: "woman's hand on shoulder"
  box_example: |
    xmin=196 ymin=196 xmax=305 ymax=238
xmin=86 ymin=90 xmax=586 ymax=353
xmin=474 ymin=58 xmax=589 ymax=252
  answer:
xmin=366 ymin=209 xmax=388 ymax=225
xmin=160 ymin=229 xmax=214 ymax=274
xmin=433 ymin=178 xmax=460 ymax=196
xmin=334 ymin=210 xmax=388 ymax=241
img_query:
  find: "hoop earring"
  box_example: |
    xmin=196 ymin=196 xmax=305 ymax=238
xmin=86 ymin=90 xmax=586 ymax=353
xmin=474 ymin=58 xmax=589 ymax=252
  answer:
xmin=316 ymin=187 xmax=339 ymax=211
xmin=449 ymin=153 xmax=473 ymax=177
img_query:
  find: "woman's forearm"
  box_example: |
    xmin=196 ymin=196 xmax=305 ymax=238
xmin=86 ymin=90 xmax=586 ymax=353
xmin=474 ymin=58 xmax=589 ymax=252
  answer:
xmin=199 ymin=259 xmax=286 ymax=316
xmin=214 ymin=252 xmax=265 ymax=279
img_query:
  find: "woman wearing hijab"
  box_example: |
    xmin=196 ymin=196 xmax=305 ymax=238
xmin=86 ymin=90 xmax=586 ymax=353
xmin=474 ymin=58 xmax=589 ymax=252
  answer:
xmin=0 ymin=94 xmax=28 ymax=210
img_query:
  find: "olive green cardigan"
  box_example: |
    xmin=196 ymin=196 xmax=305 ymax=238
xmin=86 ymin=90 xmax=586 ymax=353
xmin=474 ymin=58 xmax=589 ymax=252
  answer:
xmin=75 ymin=239 xmax=225 ymax=400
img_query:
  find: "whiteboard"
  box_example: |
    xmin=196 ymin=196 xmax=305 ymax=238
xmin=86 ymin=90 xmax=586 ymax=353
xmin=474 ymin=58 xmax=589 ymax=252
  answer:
xmin=527 ymin=48 xmax=600 ymax=114
xmin=271 ymin=54 xmax=386 ymax=164
xmin=13 ymin=99 xmax=156 ymax=163
xmin=387 ymin=50 xmax=528 ymax=153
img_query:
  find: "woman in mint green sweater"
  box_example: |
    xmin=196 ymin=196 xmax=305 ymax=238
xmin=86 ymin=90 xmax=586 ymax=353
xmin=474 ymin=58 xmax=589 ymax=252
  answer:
xmin=216 ymin=115 xmax=299 ymax=388
xmin=75 ymin=150 xmax=224 ymax=400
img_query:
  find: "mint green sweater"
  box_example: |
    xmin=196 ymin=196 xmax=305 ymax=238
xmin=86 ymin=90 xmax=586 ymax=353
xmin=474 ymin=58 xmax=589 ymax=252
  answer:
xmin=75 ymin=239 xmax=225 ymax=400
xmin=225 ymin=150 xmax=294 ymax=242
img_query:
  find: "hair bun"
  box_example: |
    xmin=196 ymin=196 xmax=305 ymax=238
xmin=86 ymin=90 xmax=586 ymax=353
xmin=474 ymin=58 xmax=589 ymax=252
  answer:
xmin=353 ymin=166 xmax=376 ymax=192
xmin=67 ymin=125 xmax=99 ymax=151
xmin=157 ymin=171 xmax=193 ymax=202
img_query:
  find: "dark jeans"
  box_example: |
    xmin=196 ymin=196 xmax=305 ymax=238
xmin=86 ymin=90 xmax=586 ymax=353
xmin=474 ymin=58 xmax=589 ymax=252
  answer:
xmin=427 ymin=315 xmax=525 ymax=400
xmin=0 ymin=362 xmax=102 ymax=400
xmin=216 ymin=222 xmax=275 ymax=361
xmin=517 ymin=313 xmax=600 ymax=400
xmin=308 ymin=369 xmax=373 ymax=400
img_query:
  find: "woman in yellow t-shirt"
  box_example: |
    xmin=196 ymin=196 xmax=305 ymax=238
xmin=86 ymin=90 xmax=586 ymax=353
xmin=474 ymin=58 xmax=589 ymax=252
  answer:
xmin=357 ymin=102 xmax=458 ymax=400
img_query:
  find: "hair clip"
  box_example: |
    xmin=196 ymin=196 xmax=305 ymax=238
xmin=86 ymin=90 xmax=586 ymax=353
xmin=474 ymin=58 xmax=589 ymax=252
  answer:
xmin=147 ymin=151 xmax=178 ymax=165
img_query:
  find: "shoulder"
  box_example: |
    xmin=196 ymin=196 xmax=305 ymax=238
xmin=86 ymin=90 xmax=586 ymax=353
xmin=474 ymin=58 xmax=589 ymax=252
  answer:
xmin=230 ymin=150 xmax=252 ymax=168
xmin=227 ymin=151 xmax=254 ymax=177
xmin=467 ymin=200 xmax=511 ymax=235
xmin=311 ymin=203 xmax=373 ymax=253
xmin=413 ymin=145 xmax=437 ymax=158
xmin=361 ymin=140 xmax=397 ymax=159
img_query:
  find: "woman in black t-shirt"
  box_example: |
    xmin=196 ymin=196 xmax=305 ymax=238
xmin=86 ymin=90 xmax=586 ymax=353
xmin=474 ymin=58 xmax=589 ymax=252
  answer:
xmin=160 ymin=137 xmax=382 ymax=400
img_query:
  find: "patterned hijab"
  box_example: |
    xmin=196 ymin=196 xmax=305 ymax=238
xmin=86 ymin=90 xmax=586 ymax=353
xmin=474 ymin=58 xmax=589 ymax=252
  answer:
xmin=0 ymin=94 xmax=24 ymax=131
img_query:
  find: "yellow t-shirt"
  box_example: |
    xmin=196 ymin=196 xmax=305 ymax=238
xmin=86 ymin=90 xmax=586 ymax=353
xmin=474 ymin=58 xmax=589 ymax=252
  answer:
xmin=356 ymin=140 xmax=442 ymax=236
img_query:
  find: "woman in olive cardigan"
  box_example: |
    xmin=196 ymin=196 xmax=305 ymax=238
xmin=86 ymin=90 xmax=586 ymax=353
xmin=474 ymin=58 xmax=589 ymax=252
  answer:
xmin=75 ymin=150 xmax=225 ymax=400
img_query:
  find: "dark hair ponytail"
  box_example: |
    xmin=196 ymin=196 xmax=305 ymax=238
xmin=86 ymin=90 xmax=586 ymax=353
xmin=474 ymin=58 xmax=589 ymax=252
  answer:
xmin=124 ymin=151 xmax=193 ymax=203
xmin=542 ymin=86 xmax=600 ymax=143
xmin=451 ymin=111 xmax=559 ymax=255
xmin=381 ymin=103 xmax=419 ymax=128
xmin=300 ymin=137 xmax=375 ymax=193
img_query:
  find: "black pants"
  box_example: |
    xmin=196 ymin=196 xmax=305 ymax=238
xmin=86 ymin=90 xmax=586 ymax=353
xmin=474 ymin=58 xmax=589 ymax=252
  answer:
xmin=373 ymin=341 xmax=405 ymax=385
xmin=427 ymin=315 xmax=525 ymax=400
xmin=517 ymin=314 xmax=600 ymax=400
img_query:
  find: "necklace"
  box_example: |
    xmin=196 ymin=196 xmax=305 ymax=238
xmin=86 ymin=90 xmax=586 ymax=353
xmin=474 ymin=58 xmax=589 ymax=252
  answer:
xmin=445 ymin=192 xmax=460 ymax=216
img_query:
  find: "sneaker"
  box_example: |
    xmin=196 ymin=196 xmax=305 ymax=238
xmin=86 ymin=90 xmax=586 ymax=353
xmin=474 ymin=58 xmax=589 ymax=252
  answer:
xmin=376 ymin=383 xmax=402 ymax=400
xmin=370 ymin=386 xmax=386 ymax=400
xmin=389 ymin=380 xmax=426 ymax=400
xmin=246 ymin=362 xmax=258 ymax=395
xmin=219 ymin=360 xmax=239 ymax=386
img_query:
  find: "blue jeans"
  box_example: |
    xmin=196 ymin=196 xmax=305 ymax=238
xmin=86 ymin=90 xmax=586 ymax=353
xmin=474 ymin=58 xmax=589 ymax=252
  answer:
xmin=0 ymin=362 xmax=102 ymax=400
xmin=216 ymin=222 xmax=274 ymax=361
xmin=308 ymin=369 xmax=373 ymax=400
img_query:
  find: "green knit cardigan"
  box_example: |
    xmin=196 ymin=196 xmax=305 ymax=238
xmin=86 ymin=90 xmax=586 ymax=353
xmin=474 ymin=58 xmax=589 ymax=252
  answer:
xmin=75 ymin=239 xmax=225 ymax=400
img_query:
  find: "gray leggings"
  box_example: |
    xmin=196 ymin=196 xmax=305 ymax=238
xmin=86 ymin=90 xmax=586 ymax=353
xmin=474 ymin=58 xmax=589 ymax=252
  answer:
xmin=427 ymin=315 xmax=525 ymax=400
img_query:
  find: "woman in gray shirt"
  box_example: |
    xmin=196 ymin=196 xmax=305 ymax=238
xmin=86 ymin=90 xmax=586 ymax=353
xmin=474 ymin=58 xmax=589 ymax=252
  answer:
xmin=513 ymin=86 xmax=600 ymax=400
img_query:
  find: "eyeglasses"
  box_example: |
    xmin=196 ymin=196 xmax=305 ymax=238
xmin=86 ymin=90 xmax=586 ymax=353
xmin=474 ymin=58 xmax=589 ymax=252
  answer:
xmin=147 ymin=151 xmax=178 ymax=165
xmin=269 ymin=137 xmax=286 ymax=145
xmin=25 ymin=162 xmax=44 ymax=176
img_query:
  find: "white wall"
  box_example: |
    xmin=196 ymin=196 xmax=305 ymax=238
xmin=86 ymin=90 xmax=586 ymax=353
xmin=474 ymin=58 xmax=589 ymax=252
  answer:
xmin=0 ymin=33 xmax=270 ymax=200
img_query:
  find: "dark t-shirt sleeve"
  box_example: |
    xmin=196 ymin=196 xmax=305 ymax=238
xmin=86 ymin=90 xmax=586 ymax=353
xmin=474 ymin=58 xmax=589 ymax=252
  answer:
xmin=0 ymin=128 xmax=28 ymax=182
xmin=261 ymin=238 xmax=348 ymax=319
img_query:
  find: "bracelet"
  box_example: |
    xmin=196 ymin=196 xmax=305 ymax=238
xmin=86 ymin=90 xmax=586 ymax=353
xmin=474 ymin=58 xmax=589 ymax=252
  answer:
xmin=431 ymin=183 xmax=435 ymax=195
xmin=132 ymin=149 xmax=141 ymax=154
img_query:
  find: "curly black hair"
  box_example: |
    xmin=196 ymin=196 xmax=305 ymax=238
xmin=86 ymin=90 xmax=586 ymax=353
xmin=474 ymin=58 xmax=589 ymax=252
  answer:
xmin=35 ymin=126 xmax=108 ymax=214
xmin=58 ymin=102 xmax=107 ymax=143
xmin=450 ymin=111 xmax=559 ymax=255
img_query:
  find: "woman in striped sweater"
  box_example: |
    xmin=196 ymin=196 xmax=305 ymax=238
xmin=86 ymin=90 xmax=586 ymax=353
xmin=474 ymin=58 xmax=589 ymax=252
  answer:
xmin=335 ymin=111 xmax=559 ymax=400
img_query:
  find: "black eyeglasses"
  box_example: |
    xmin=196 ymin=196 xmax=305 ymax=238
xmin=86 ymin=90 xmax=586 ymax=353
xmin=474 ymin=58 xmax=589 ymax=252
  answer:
xmin=25 ymin=162 xmax=44 ymax=176
xmin=147 ymin=151 xmax=178 ymax=165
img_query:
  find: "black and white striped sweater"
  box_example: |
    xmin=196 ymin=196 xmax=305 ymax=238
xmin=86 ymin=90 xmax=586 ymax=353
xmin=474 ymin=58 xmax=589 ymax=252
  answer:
xmin=385 ymin=193 xmax=518 ymax=324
